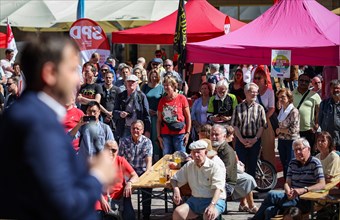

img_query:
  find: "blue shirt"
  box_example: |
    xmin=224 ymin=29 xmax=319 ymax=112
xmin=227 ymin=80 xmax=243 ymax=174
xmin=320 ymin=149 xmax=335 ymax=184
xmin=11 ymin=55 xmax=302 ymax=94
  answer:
xmin=74 ymin=121 xmax=114 ymax=158
xmin=287 ymin=156 xmax=324 ymax=189
xmin=118 ymin=135 xmax=153 ymax=176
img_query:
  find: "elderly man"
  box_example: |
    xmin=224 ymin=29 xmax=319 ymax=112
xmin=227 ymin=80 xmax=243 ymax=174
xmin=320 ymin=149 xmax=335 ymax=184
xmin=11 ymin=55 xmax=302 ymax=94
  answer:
xmin=231 ymin=83 xmax=266 ymax=178
xmin=119 ymin=120 xmax=153 ymax=220
xmin=70 ymin=101 xmax=114 ymax=157
xmin=319 ymin=79 xmax=340 ymax=151
xmin=253 ymin=138 xmax=325 ymax=220
xmin=211 ymin=124 xmax=258 ymax=214
xmin=171 ymin=140 xmax=226 ymax=220
xmin=77 ymin=63 xmax=103 ymax=113
xmin=208 ymin=64 xmax=222 ymax=94
xmin=113 ymin=74 xmax=151 ymax=141
xmin=311 ymin=75 xmax=322 ymax=96
xmin=293 ymin=73 xmax=321 ymax=153
xmin=207 ymin=80 xmax=238 ymax=125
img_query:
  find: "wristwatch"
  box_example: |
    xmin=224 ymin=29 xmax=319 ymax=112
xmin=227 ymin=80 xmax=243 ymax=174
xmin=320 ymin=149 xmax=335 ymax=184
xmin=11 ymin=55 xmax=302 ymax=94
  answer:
xmin=304 ymin=186 xmax=309 ymax=192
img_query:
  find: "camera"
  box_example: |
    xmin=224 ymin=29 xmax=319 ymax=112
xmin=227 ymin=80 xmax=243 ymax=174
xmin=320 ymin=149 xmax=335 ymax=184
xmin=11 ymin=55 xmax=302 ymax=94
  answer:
xmin=83 ymin=116 xmax=96 ymax=122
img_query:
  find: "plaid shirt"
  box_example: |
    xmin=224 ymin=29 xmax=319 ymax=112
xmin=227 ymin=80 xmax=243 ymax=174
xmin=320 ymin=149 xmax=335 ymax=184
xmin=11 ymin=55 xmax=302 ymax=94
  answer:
xmin=118 ymin=135 xmax=153 ymax=176
xmin=231 ymin=101 xmax=267 ymax=137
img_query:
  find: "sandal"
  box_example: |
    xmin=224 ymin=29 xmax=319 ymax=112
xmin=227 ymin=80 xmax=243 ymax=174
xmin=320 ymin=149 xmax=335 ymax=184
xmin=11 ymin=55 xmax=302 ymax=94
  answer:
xmin=238 ymin=204 xmax=250 ymax=212
xmin=248 ymin=206 xmax=259 ymax=214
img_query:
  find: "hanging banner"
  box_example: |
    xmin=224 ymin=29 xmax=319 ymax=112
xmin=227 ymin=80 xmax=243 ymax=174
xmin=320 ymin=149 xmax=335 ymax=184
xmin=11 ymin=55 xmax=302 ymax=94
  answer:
xmin=69 ymin=18 xmax=110 ymax=66
xmin=271 ymin=49 xmax=291 ymax=78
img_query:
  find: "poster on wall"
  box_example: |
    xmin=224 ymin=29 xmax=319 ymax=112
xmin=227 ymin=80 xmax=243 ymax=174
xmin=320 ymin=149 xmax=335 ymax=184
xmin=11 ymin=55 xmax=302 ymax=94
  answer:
xmin=271 ymin=50 xmax=291 ymax=78
xmin=69 ymin=18 xmax=110 ymax=66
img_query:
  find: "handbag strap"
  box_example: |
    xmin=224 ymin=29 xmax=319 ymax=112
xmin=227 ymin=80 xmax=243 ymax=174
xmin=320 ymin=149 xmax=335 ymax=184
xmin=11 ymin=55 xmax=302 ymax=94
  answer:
xmin=257 ymin=94 xmax=268 ymax=112
xmin=296 ymin=90 xmax=310 ymax=110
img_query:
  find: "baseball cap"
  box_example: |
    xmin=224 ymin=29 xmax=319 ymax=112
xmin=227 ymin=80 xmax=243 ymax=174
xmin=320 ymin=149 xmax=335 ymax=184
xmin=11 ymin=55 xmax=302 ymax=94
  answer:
xmin=151 ymin=58 xmax=163 ymax=64
xmin=125 ymin=74 xmax=139 ymax=82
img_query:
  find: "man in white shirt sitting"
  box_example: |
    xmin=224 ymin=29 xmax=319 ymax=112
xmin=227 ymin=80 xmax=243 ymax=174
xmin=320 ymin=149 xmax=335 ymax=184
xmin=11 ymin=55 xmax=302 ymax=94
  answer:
xmin=171 ymin=140 xmax=226 ymax=220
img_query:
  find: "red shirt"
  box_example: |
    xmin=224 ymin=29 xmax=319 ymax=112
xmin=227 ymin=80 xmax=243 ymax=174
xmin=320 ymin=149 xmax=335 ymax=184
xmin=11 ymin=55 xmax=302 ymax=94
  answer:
xmin=95 ymin=156 xmax=135 ymax=210
xmin=157 ymin=94 xmax=189 ymax=135
xmin=63 ymin=106 xmax=84 ymax=151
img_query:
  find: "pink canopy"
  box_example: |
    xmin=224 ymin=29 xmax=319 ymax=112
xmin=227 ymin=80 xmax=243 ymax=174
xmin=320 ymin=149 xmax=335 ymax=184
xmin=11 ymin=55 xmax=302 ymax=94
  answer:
xmin=111 ymin=0 xmax=245 ymax=44
xmin=187 ymin=0 xmax=340 ymax=66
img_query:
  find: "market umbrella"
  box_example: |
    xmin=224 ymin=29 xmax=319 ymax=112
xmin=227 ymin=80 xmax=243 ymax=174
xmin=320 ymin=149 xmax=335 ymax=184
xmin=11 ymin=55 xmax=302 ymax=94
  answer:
xmin=0 ymin=0 xmax=178 ymax=32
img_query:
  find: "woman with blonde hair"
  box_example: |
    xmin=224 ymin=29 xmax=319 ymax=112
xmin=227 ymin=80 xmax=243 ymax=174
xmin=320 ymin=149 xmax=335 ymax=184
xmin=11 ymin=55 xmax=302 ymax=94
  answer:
xmin=157 ymin=76 xmax=191 ymax=154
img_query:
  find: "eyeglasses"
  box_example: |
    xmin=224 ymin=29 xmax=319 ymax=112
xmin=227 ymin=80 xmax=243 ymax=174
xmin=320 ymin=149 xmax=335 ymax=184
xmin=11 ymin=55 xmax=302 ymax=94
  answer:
xmin=6 ymin=83 xmax=13 ymax=86
xmin=294 ymin=146 xmax=307 ymax=152
xmin=299 ymin=79 xmax=310 ymax=84
xmin=254 ymin=77 xmax=262 ymax=80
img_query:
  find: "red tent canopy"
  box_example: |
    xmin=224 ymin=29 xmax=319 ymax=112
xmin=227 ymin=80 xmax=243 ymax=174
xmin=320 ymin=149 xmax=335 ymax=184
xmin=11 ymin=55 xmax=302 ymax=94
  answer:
xmin=0 ymin=32 xmax=6 ymax=48
xmin=111 ymin=0 xmax=245 ymax=44
xmin=187 ymin=0 xmax=340 ymax=66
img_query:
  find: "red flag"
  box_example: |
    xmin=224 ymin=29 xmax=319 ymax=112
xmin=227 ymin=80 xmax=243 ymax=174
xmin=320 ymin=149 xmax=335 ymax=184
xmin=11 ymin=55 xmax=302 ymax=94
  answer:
xmin=6 ymin=19 xmax=18 ymax=62
xmin=224 ymin=16 xmax=231 ymax=35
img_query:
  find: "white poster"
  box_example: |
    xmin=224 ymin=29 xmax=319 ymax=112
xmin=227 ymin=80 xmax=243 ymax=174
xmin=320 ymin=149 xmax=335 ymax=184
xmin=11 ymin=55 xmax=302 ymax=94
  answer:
xmin=271 ymin=50 xmax=291 ymax=78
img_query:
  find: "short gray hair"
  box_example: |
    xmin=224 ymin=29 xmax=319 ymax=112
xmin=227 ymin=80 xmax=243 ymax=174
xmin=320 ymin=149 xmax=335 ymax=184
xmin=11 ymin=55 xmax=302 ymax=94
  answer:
xmin=244 ymin=82 xmax=259 ymax=93
xmin=209 ymin=64 xmax=220 ymax=71
xmin=104 ymin=140 xmax=118 ymax=148
xmin=330 ymin=79 xmax=340 ymax=88
xmin=216 ymin=80 xmax=229 ymax=90
xmin=212 ymin=124 xmax=227 ymax=135
xmin=137 ymin=57 xmax=146 ymax=64
xmin=293 ymin=138 xmax=310 ymax=149
xmin=164 ymin=59 xmax=173 ymax=65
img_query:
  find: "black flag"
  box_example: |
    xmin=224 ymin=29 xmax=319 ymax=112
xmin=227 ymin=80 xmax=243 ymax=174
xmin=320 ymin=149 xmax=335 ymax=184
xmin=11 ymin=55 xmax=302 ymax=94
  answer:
xmin=173 ymin=0 xmax=187 ymax=75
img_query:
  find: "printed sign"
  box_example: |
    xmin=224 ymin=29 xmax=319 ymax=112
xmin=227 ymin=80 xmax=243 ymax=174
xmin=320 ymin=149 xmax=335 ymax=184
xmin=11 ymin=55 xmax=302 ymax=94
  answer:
xmin=69 ymin=18 xmax=110 ymax=66
xmin=271 ymin=50 xmax=291 ymax=78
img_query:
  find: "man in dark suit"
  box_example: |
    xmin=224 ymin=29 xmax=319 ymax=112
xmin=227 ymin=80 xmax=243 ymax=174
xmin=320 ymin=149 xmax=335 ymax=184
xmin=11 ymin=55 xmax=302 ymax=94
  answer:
xmin=0 ymin=35 xmax=115 ymax=219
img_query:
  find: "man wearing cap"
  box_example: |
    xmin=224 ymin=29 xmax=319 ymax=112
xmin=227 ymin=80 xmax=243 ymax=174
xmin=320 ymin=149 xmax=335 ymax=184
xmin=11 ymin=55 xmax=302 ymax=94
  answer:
xmin=113 ymin=74 xmax=151 ymax=141
xmin=147 ymin=57 xmax=164 ymax=73
xmin=171 ymin=140 xmax=226 ymax=220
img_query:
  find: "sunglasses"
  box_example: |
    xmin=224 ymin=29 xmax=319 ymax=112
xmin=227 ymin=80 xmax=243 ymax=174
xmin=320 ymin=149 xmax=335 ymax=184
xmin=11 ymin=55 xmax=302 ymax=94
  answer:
xmin=152 ymin=63 xmax=159 ymax=66
xmin=253 ymin=77 xmax=262 ymax=80
xmin=109 ymin=149 xmax=117 ymax=153
xmin=6 ymin=83 xmax=13 ymax=86
xmin=101 ymin=69 xmax=109 ymax=72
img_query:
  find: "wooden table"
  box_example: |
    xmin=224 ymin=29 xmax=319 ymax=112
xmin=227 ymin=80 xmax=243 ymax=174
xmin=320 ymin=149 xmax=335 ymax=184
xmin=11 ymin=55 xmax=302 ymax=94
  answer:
xmin=300 ymin=180 xmax=340 ymax=220
xmin=132 ymin=154 xmax=179 ymax=220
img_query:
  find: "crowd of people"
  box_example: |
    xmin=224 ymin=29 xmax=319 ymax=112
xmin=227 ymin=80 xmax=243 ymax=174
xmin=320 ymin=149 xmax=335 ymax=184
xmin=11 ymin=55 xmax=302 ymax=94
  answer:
xmin=0 ymin=34 xmax=340 ymax=220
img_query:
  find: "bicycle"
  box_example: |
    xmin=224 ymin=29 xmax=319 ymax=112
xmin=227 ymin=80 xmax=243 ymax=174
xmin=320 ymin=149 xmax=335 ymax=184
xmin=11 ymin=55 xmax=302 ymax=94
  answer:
xmin=254 ymin=153 xmax=278 ymax=192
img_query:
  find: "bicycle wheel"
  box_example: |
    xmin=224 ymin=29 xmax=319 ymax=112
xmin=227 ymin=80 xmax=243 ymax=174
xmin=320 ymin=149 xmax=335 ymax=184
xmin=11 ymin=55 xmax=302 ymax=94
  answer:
xmin=255 ymin=159 xmax=277 ymax=192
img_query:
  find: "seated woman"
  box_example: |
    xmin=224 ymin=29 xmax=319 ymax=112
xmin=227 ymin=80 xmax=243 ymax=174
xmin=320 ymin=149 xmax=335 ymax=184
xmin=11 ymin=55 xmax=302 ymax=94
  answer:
xmin=95 ymin=140 xmax=139 ymax=220
xmin=225 ymin=126 xmax=258 ymax=214
xmin=315 ymin=131 xmax=340 ymax=183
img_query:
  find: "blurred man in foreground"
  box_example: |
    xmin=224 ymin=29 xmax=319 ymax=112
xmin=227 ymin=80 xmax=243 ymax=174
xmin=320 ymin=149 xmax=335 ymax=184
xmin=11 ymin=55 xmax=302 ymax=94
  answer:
xmin=0 ymin=35 xmax=115 ymax=220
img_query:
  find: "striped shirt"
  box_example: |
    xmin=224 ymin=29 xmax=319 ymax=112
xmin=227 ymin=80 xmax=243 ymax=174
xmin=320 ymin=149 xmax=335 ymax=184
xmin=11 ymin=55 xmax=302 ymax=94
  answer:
xmin=287 ymin=156 xmax=324 ymax=189
xmin=231 ymin=101 xmax=267 ymax=137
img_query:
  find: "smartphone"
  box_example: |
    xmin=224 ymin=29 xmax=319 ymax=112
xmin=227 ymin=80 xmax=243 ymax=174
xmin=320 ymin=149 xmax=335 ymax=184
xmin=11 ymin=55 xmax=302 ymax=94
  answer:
xmin=83 ymin=116 xmax=96 ymax=122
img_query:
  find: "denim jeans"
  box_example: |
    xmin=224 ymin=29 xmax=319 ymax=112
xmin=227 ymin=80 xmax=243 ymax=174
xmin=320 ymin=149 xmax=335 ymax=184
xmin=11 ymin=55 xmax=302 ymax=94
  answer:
xmin=235 ymin=138 xmax=261 ymax=178
xmin=277 ymin=139 xmax=295 ymax=180
xmin=253 ymin=191 xmax=311 ymax=220
xmin=161 ymin=133 xmax=185 ymax=154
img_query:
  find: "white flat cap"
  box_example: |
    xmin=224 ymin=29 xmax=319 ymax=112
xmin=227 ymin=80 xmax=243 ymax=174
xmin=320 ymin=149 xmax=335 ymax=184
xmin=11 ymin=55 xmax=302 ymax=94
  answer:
xmin=189 ymin=140 xmax=208 ymax=150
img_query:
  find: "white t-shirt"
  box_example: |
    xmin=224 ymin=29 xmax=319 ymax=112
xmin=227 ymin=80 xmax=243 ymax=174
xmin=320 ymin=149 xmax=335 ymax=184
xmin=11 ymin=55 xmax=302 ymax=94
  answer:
xmin=257 ymin=88 xmax=275 ymax=110
xmin=1 ymin=59 xmax=13 ymax=78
